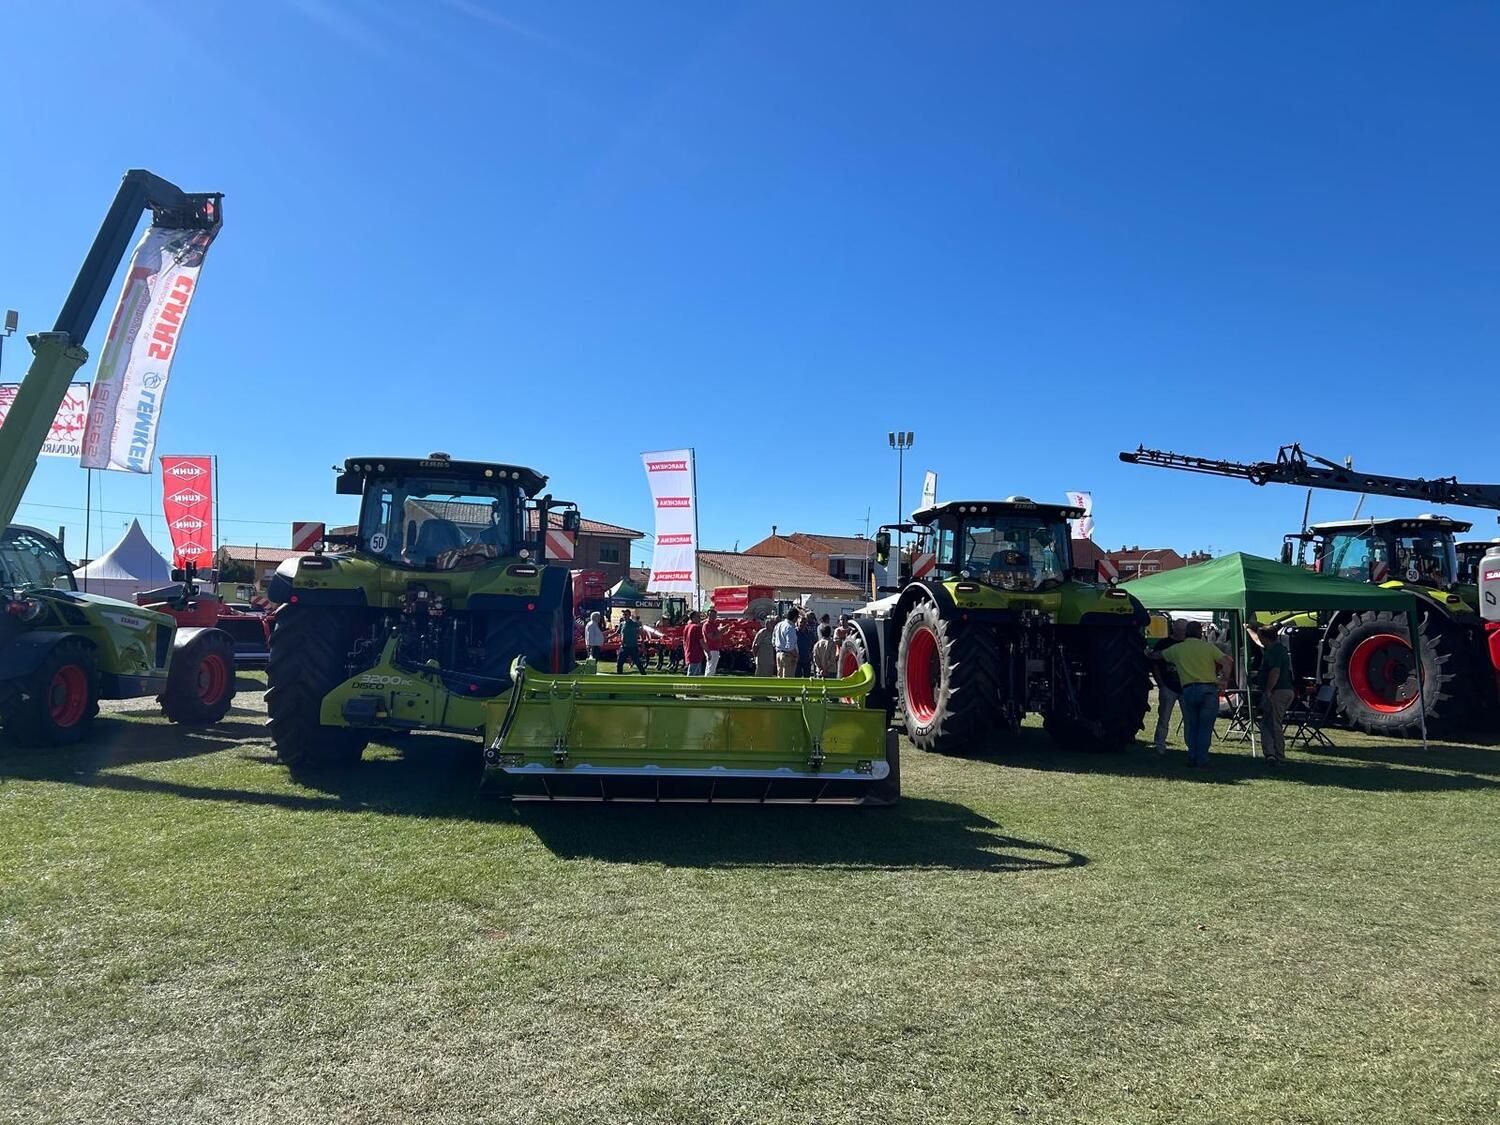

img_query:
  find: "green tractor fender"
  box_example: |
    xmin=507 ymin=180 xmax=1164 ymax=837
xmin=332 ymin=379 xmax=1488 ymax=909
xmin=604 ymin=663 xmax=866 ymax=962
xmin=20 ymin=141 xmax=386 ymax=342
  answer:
xmin=0 ymin=629 xmax=91 ymax=681
xmin=267 ymin=556 xmax=371 ymax=607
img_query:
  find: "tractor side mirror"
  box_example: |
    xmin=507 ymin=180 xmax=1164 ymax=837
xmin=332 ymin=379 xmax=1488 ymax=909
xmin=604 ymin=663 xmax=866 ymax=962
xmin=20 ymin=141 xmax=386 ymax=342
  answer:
xmin=335 ymin=472 xmax=362 ymax=496
xmin=170 ymin=567 xmax=186 ymax=583
xmin=562 ymin=509 xmax=581 ymax=533
xmin=1280 ymin=541 xmax=1293 ymax=566
xmin=875 ymin=531 xmax=890 ymax=565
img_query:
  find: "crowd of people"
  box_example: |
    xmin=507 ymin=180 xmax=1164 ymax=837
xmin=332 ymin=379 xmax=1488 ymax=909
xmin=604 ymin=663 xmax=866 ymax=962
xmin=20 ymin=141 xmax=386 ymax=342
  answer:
xmin=578 ymin=604 xmax=857 ymax=680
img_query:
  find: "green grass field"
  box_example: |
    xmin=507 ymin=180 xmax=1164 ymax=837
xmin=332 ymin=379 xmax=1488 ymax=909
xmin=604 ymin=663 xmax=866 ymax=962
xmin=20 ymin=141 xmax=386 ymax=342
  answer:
xmin=2 ymin=682 xmax=1496 ymax=1124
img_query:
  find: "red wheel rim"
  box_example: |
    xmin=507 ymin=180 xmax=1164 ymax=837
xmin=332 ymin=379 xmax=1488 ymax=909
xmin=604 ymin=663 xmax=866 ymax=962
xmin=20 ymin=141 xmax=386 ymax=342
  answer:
xmin=1347 ymin=633 xmax=1416 ymax=713
xmin=195 ymin=653 xmax=229 ymax=705
xmin=49 ymin=664 xmax=88 ymax=728
xmin=904 ymin=626 xmax=939 ymax=724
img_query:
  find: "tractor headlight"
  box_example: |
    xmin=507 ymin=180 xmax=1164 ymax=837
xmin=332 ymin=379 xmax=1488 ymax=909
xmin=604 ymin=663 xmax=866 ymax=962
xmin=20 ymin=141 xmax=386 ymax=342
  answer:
xmin=10 ymin=596 xmax=44 ymax=623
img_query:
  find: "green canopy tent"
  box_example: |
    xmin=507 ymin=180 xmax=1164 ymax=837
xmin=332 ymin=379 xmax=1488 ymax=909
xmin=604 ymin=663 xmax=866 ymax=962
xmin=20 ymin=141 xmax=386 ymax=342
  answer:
xmin=1124 ymin=552 xmax=1427 ymax=750
xmin=608 ymin=577 xmax=645 ymax=604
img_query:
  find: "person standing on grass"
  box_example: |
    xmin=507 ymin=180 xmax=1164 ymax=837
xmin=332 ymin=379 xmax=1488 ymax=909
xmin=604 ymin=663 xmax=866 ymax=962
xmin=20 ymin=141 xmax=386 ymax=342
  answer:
xmin=752 ymin=614 xmax=777 ymax=678
xmin=585 ymin=611 xmax=606 ymax=663
xmin=774 ymin=607 xmax=801 ymax=678
xmin=703 ymin=608 xmax=723 ymax=677
xmin=1157 ymin=620 xmax=1232 ymax=766
xmin=795 ymin=610 xmax=817 ymax=677
xmin=683 ymin=610 xmax=706 ymax=676
xmin=616 ymin=609 xmax=646 ymax=675
xmin=1247 ymin=623 xmax=1295 ymax=763
xmin=811 ymin=623 xmax=839 ymax=678
xmin=1151 ymin=618 xmax=1188 ymax=754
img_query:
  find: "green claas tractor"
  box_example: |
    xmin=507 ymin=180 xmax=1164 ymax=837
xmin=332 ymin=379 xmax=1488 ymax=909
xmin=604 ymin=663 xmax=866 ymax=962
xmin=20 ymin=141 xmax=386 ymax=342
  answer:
xmin=266 ymin=454 xmax=896 ymax=802
xmin=842 ymin=498 xmax=1149 ymax=754
xmin=1276 ymin=516 xmax=1495 ymax=735
xmin=0 ymin=525 xmax=235 ymax=745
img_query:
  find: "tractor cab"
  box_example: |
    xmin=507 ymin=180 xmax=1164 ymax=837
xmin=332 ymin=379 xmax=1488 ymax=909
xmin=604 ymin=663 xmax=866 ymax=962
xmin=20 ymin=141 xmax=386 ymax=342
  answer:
xmin=1305 ymin=516 xmax=1470 ymax=591
xmin=893 ymin=498 xmax=1081 ymax=593
xmin=335 ymin=453 xmax=579 ymax=571
xmin=1456 ymin=539 xmax=1500 ymax=588
xmin=0 ymin=525 xmax=77 ymax=596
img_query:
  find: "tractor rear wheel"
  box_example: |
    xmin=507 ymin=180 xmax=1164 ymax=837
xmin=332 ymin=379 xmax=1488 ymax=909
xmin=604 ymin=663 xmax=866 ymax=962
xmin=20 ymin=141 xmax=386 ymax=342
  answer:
xmin=2 ymin=638 xmax=99 ymax=747
xmin=267 ymin=606 xmax=370 ymax=768
xmin=1044 ymin=627 xmax=1150 ymax=750
xmin=896 ymin=600 xmax=1004 ymax=754
xmin=1326 ymin=610 xmax=1465 ymax=736
xmin=160 ymin=630 xmax=236 ymax=725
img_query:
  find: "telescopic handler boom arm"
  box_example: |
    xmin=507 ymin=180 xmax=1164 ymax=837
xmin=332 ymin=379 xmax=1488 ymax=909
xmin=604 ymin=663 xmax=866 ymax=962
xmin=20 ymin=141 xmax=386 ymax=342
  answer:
xmin=0 ymin=170 xmax=222 ymax=531
xmin=1120 ymin=444 xmax=1500 ymax=513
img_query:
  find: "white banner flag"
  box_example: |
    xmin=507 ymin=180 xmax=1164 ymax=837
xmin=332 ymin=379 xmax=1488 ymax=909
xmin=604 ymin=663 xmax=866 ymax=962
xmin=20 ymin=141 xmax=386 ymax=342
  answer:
xmin=0 ymin=382 xmax=89 ymax=458
xmin=1066 ymin=490 xmax=1094 ymax=540
xmin=921 ymin=470 xmax=938 ymax=510
xmin=80 ymin=223 xmax=219 ymax=473
xmin=642 ymin=448 xmax=697 ymax=595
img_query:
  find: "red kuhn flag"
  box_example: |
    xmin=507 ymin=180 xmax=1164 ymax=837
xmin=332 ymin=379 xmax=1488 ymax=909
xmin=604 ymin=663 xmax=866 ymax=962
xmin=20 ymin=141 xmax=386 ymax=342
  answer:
xmin=161 ymin=455 xmax=214 ymax=568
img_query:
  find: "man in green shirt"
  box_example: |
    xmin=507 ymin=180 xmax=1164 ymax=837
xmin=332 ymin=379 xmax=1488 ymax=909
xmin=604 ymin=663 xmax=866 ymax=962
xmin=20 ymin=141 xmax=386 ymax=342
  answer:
xmin=616 ymin=609 xmax=646 ymax=674
xmin=1247 ymin=624 xmax=1295 ymax=762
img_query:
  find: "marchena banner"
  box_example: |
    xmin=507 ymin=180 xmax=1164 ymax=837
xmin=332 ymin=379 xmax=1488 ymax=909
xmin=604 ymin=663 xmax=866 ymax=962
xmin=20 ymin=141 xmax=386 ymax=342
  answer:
xmin=1066 ymin=490 xmax=1095 ymax=540
xmin=641 ymin=448 xmax=697 ymax=595
xmin=161 ymin=455 xmax=215 ymax=569
xmin=0 ymin=382 xmax=90 ymax=458
xmin=81 ymin=223 xmax=220 ymax=473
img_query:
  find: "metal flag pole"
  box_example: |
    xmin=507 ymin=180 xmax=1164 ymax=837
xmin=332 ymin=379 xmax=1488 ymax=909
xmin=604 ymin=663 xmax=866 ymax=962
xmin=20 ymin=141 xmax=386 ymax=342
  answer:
xmin=83 ymin=469 xmax=92 ymax=591
xmin=690 ymin=446 xmax=701 ymax=611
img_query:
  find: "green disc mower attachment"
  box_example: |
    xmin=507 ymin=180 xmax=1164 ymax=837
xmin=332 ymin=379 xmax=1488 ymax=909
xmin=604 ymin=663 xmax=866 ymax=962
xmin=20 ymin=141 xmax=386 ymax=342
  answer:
xmin=483 ymin=663 xmax=899 ymax=804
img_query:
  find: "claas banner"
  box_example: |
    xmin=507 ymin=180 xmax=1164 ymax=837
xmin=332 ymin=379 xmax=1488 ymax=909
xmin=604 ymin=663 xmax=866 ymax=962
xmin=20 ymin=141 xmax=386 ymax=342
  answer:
xmin=161 ymin=455 xmax=214 ymax=569
xmin=81 ymin=221 xmax=220 ymax=473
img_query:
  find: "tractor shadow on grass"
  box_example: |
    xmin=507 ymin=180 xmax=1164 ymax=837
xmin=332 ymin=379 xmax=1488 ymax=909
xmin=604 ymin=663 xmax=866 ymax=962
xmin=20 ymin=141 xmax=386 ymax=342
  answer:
xmin=266 ymin=735 xmax=1087 ymax=874
xmin=0 ymin=715 xmax=270 ymax=781
xmin=983 ymin=726 xmax=1500 ymax=793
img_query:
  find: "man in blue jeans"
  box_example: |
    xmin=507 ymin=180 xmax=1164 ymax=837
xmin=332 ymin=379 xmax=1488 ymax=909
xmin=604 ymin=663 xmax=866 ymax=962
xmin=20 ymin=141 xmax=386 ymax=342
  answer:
xmin=1157 ymin=621 xmax=1232 ymax=765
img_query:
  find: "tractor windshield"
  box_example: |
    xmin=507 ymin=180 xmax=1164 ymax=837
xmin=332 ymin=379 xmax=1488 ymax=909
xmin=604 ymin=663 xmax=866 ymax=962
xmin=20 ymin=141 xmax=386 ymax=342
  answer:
xmin=954 ymin=518 xmax=1071 ymax=591
xmin=360 ymin=475 xmax=522 ymax=570
xmin=0 ymin=527 xmax=76 ymax=592
xmin=1320 ymin=532 xmax=1389 ymax=582
xmin=1393 ymin=532 xmax=1456 ymax=588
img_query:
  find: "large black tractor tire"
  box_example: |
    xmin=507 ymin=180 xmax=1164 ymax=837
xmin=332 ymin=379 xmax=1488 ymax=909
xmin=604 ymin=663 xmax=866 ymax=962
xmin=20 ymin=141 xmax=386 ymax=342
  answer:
xmin=160 ymin=630 xmax=236 ymax=725
xmin=839 ymin=618 xmax=893 ymax=720
xmin=266 ymin=606 xmax=370 ymax=768
xmin=896 ymin=599 xmax=1005 ymax=754
xmin=2 ymin=638 xmax=99 ymax=748
xmin=1326 ymin=610 xmax=1466 ymax=737
xmin=482 ymin=585 xmax=575 ymax=687
xmin=1044 ymin=627 xmax=1150 ymax=751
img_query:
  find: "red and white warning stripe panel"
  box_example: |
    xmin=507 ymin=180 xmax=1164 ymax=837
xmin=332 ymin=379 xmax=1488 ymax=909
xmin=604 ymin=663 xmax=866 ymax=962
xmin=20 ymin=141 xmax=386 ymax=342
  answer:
xmin=1371 ymin=560 xmax=1389 ymax=583
xmin=911 ymin=552 xmax=937 ymax=580
xmin=292 ymin=521 xmax=325 ymax=553
xmin=544 ymin=528 xmax=576 ymax=561
xmin=1096 ymin=557 xmax=1120 ymax=584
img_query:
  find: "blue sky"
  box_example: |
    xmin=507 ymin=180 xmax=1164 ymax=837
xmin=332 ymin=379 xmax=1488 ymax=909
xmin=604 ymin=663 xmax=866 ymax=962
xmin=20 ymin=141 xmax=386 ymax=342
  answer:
xmin=4 ymin=1 xmax=1498 ymax=566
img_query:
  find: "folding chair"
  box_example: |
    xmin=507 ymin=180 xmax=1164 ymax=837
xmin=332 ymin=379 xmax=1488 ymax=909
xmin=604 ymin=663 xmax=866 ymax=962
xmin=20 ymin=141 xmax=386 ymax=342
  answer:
xmin=1285 ymin=683 xmax=1337 ymax=749
xmin=1216 ymin=688 xmax=1255 ymax=744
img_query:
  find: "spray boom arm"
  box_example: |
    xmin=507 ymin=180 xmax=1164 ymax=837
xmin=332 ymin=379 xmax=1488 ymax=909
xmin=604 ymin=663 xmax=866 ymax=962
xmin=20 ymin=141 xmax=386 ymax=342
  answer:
xmin=1120 ymin=444 xmax=1500 ymax=513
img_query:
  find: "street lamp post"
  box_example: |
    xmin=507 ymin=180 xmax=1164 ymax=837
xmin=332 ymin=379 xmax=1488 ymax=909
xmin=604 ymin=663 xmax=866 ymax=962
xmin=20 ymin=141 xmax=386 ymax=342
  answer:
xmin=889 ymin=430 xmax=915 ymax=557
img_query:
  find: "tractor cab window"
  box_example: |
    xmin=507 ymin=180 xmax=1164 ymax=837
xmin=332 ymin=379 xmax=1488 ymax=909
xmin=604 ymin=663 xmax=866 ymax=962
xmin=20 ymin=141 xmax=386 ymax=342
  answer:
xmin=0 ymin=528 xmax=76 ymax=592
xmin=954 ymin=518 xmax=1071 ymax=591
xmin=360 ymin=476 xmax=521 ymax=570
xmin=1393 ymin=533 xmax=1456 ymax=588
xmin=1322 ymin=532 xmax=1389 ymax=582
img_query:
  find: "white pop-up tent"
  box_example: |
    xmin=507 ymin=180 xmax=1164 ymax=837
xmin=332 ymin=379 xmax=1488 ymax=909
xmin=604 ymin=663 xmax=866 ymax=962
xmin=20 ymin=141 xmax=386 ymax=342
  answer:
xmin=75 ymin=519 xmax=172 ymax=601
